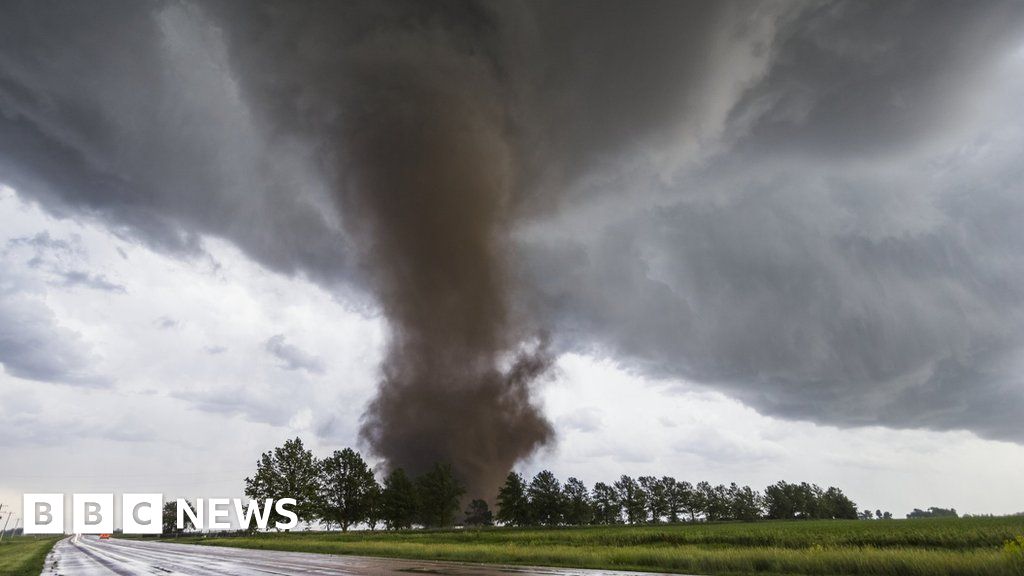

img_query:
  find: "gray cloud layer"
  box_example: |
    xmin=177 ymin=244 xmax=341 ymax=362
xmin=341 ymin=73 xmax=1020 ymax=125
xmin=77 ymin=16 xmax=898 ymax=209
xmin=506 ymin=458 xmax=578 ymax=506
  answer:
xmin=265 ymin=334 xmax=325 ymax=375
xmin=0 ymin=284 xmax=105 ymax=387
xmin=1 ymin=0 xmax=1023 ymax=446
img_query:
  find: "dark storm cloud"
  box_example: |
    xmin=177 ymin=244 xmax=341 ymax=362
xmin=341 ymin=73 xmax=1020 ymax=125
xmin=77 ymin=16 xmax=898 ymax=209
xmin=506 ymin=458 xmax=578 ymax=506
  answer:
xmin=196 ymin=0 xmax=786 ymax=497
xmin=526 ymin=155 xmax=1024 ymax=441
xmin=523 ymin=0 xmax=1024 ymax=441
xmin=728 ymin=0 xmax=1024 ymax=159
xmin=2 ymin=0 xmax=1024 ymax=492
xmin=0 ymin=0 xmax=356 ymax=287
xmin=265 ymin=334 xmax=325 ymax=375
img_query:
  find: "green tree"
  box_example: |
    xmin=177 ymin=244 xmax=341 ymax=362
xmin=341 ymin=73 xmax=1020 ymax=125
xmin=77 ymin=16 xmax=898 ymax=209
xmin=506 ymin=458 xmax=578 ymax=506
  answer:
xmin=591 ymin=482 xmax=622 ymax=524
xmin=562 ymin=477 xmax=593 ymax=525
xmin=496 ymin=472 xmax=531 ymax=526
xmin=907 ymin=506 xmax=958 ymax=519
xmin=161 ymin=500 xmax=195 ymax=535
xmin=614 ymin=475 xmax=647 ymax=524
xmin=464 ymin=499 xmax=494 ymax=526
xmin=381 ymin=468 xmax=418 ymax=530
xmin=689 ymin=481 xmax=708 ymax=521
xmin=820 ymin=486 xmax=858 ymax=520
xmin=244 ymin=437 xmax=320 ymax=528
xmin=727 ymin=483 xmax=764 ymax=521
xmin=764 ymin=481 xmax=828 ymax=520
xmin=319 ymin=448 xmax=377 ymax=531
xmin=663 ymin=477 xmax=692 ymax=522
xmin=765 ymin=481 xmax=793 ymax=520
xmin=528 ymin=470 xmax=564 ymax=526
xmin=699 ymin=482 xmax=731 ymax=521
xmin=639 ymin=476 xmax=668 ymax=523
xmin=416 ymin=463 xmax=465 ymax=528
xmin=803 ymin=483 xmax=825 ymax=519
xmin=365 ymin=480 xmax=383 ymax=530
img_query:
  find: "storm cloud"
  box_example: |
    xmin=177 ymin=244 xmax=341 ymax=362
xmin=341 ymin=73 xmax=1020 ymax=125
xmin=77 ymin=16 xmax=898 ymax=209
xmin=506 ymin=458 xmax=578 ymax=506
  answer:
xmin=1 ymin=0 xmax=1023 ymax=498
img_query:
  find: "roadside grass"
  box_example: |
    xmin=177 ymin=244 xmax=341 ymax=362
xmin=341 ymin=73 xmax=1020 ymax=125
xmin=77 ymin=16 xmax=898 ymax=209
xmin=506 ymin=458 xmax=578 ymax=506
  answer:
xmin=1005 ymin=535 xmax=1024 ymax=575
xmin=163 ymin=517 xmax=1024 ymax=576
xmin=0 ymin=536 xmax=61 ymax=576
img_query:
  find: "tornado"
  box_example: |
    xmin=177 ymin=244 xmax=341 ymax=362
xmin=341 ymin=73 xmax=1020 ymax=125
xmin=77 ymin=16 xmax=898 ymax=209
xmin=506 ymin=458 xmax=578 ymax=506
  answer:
xmin=203 ymin=0 xmax=737 ymax=498
xmin=202 ymin=0 xmax=560 ymax=499
xmin=337 ymin=36 xmax=555 ymax=498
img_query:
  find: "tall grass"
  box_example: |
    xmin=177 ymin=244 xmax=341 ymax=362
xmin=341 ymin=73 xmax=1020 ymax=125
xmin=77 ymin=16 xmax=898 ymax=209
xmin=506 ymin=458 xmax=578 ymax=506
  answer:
xmin=0 ymin=536 xmax=61 ymax=576
xmin=170 ymin=517 xmax=1024 ymax=575
xmin=1005 ymin=535 xmax=1024 ymax=575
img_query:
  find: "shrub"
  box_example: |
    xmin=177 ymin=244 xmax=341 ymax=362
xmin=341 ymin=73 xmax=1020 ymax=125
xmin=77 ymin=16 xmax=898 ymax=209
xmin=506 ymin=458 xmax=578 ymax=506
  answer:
xmin=1005 ymin=535 xmax=1024 ymax=575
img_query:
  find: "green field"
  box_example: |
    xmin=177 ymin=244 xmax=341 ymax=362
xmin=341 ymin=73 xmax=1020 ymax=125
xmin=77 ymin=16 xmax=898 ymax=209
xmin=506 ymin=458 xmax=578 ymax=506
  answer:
xmin=166 ymin=517 xmax=1024 ymax=576
xmin=0 ymin=536 xmax=61 ymax=576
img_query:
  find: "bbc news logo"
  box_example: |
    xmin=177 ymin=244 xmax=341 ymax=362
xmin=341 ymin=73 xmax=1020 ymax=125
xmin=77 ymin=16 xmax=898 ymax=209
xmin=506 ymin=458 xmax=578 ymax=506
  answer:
xmin=23 ymin=494 xmax=297 ymax=534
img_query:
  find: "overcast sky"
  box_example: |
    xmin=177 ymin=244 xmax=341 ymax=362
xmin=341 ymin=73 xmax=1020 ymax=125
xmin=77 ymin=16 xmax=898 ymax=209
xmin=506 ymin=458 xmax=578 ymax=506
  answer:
xmin=2 ymin=0 xmax=1024 ymax=523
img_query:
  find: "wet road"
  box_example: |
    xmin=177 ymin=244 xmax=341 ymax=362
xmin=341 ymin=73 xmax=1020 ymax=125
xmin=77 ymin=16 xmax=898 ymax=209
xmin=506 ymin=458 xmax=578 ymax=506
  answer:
xmin=42 ymin=535 xmax=681 ymax=576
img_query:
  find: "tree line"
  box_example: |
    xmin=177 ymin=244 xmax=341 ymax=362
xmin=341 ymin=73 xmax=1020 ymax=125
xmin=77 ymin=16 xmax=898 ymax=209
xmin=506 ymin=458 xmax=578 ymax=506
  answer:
xmin=243 ymin=438 xmax=860 ymax=531
xmin=494 ymin=471 xmax=858 ymax=526
xmin=244 ymin=438 xmax=465 ymax=530
xmin=907 ymin=507 xmax=957 ymax=519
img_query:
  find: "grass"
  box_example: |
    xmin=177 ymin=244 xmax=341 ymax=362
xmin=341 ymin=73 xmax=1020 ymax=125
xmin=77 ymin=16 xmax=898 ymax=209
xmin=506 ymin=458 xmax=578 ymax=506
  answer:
xmin=0 ymin=536 xmax=61 ymax=576
xmin=161 ymin=516 xmax=1024 ymax=575
xmin=1005 ymin=535 xmax=1024 ymax=575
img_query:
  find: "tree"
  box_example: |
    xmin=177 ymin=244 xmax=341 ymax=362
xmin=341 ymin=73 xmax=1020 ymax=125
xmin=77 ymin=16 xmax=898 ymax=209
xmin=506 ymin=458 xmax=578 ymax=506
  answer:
xmin=763 ymin=481 xmax=854 ymax=520
xmin=727 ymin=483 xmax=764 ymax=522
xmin=661 ymin=477 xmax=684 ymax=523
xmin=416 ymin=463 xmax=465 ymax=528
xmin=819 ymin=487 xmax=857 ymax=520
xmin=162 ymin=500 xmax=195 ymax=535
xmin=591 ymin=482 xmax=622 ymax=524
xmin=615 ymin=475 xmax=647 ymax=524
xmin=638 ymin=476 xmax=668 ymax=523
xmin=318 ymin=448 xmax=377 ymax=531
xmin=496 ymin=472 xmax=531 ymax=527
xmin=528 ymin=470 xmax=564 ymax=526
xmin=670 ymin=480 xmax=697 ymax=522
xmin=381 ymin=468 xmax=418 ymax=530
xmin=464 ymin=499 xmax=494 ymax=526
xmin=765 ymin=481 xmax=819 ymax=520
xmin=562 ymin=477 xmax=593 ymax=525
xmin=699 ymin=483 xmax=730 ymax=521
xmin=245 ymin=437 xmax=321 ymax=528
xmin=907 ymin=507 xmax=958 ymax=519
xmin=365 ymin=480 xmax=383 ymax=530
xmin=801 ymin=483 xmax=825 ymax=519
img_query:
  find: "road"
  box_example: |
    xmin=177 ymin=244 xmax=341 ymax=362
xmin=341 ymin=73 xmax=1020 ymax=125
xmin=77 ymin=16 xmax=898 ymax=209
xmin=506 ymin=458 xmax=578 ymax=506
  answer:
xmin=42 ymin=535 xmax=679 ymax=576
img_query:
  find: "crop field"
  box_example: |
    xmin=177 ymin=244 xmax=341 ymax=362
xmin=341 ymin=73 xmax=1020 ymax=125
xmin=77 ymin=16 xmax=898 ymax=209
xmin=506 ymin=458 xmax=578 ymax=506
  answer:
xmin=0 ymin=536 xmax=61 ymax=576
xmin=168 ymin=517 xmax=1024 ymax=575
